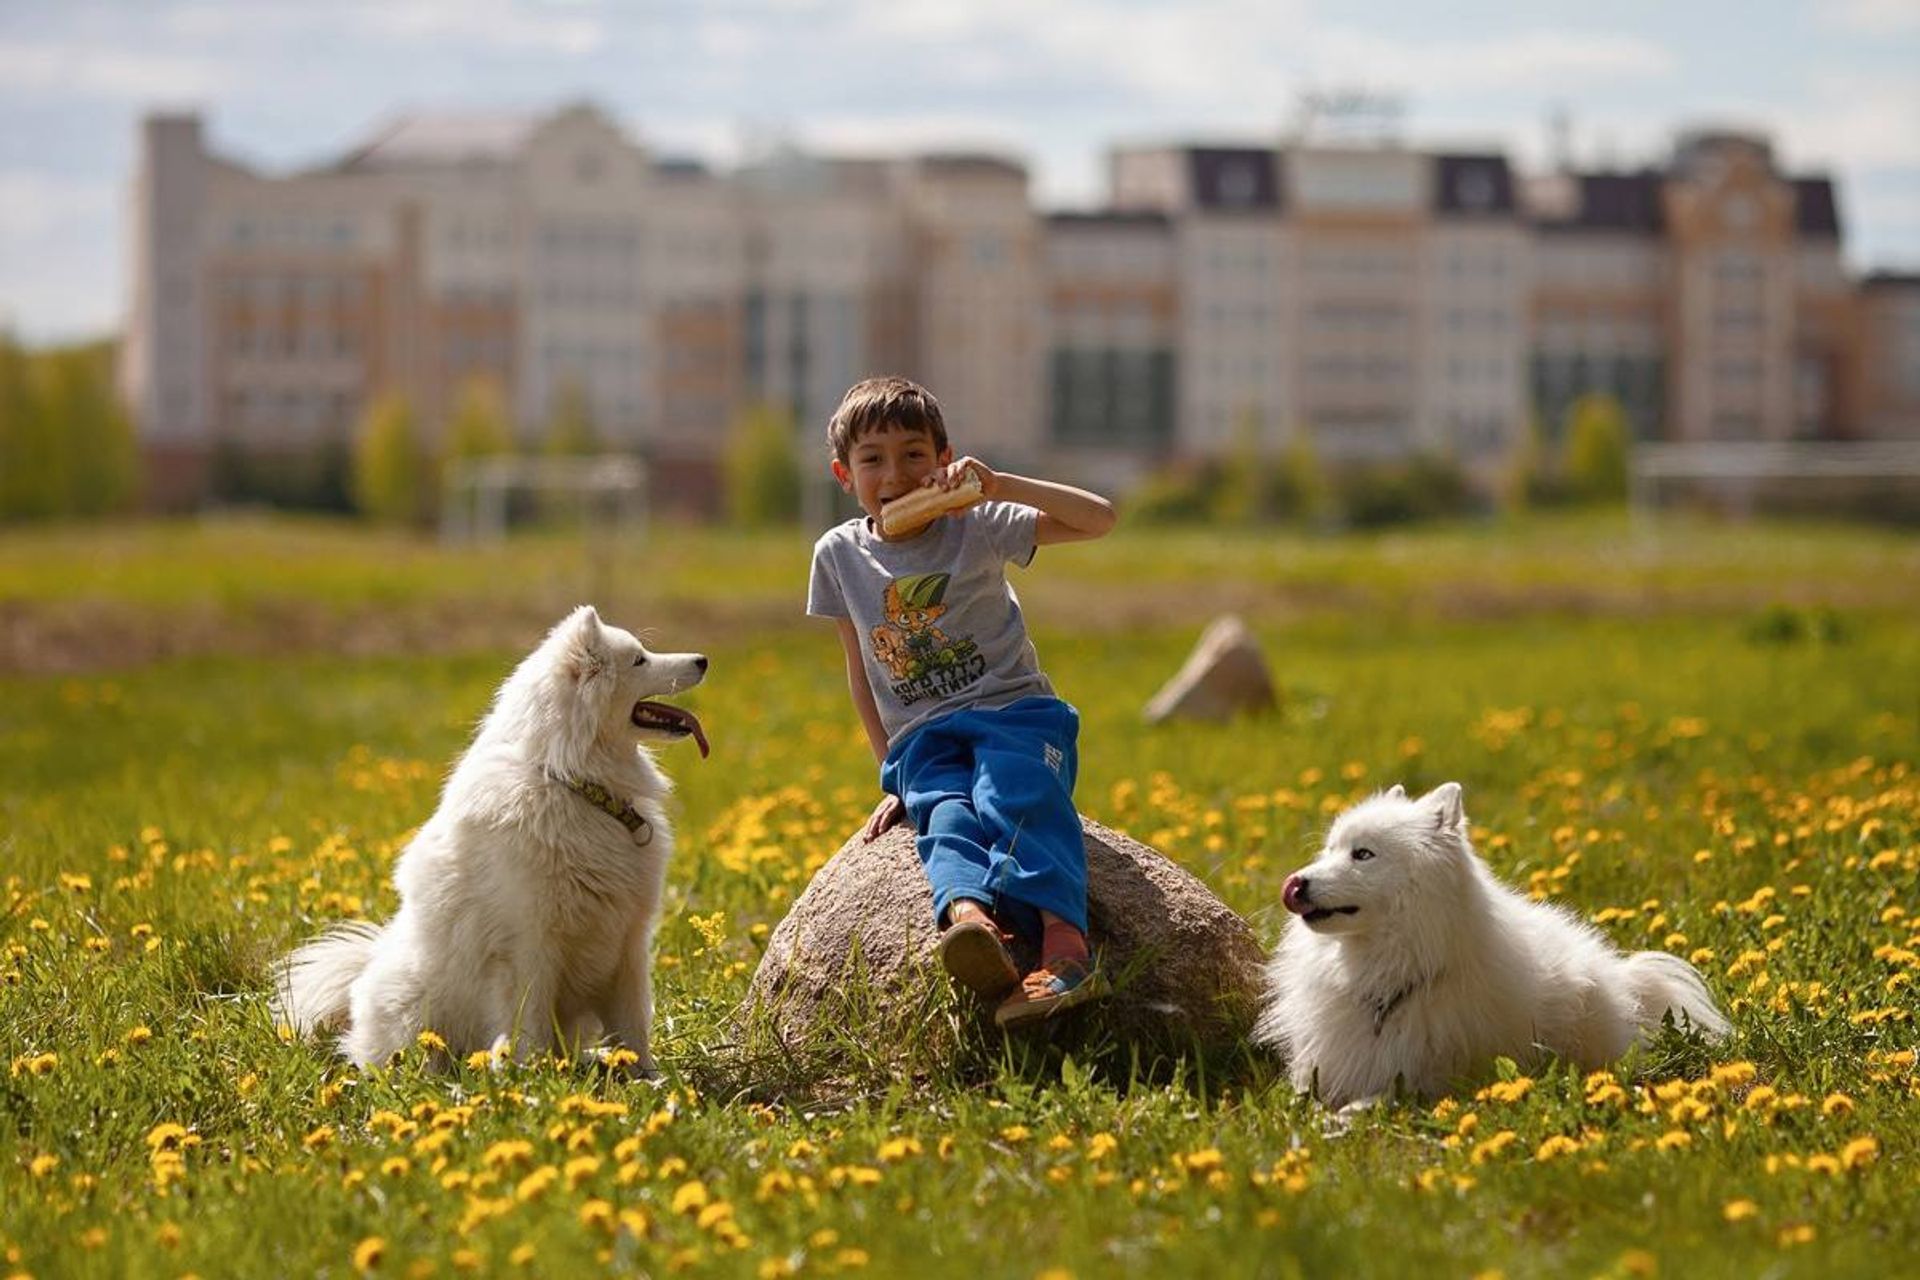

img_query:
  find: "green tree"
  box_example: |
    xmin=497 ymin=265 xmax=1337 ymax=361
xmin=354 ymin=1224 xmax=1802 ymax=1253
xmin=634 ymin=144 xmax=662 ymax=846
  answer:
xmin=1562 ymin=392 xmax=1631 ymax=503
xmin=0 ymin=331 xmax=49 ymax=520
xmin=352 ymin=392 xmax=429 ymax=527
xmin=1270 ymin=429 xmax=1331 ymax=527
xmin=441 ymin=375 xmax=514 ymax=472
xmin=723 ymin=402 xmax=802 ymax=527
xmin=542 ymin=377 xmax=601 ymax=456
xmin=1209 ymin=408 xmax=1265 ymax=525
xmin=40 ymin=343 xmax=137 ymax=517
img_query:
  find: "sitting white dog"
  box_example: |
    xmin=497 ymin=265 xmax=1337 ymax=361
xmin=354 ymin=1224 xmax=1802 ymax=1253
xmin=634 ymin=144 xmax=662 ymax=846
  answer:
xmin=273 ymin=605 xmax=708 ymax=1072
xmin=1254 ymin=782 xmax=1728 ymax=1107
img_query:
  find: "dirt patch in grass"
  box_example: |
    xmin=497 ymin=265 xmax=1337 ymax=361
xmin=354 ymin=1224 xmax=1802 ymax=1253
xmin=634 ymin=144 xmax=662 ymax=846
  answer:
xmin=3 ymin=571 xmax=1902 ymax=676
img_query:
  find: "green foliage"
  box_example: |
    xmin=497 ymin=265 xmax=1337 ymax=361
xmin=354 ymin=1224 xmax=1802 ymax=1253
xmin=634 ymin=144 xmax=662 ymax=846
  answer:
xmin=1563 ymin=392 xmax=1632 ymax=503
xmin=1336 ymin=454 xmax=1479 ymax=529
xmin=722 ymin=401 xmax=802 ymax=527
xmin=439 ymin=375 xmax=515 ymax=471
xmin=0 ymin=336 xmax=138 ymax=521
xmin=541 ymin=377 xmax=601 ymax=457
xmin=1129 ymin=446 xmax=1471 ymax=530
xmin=351 ymin=392 xmax=430 ymax=527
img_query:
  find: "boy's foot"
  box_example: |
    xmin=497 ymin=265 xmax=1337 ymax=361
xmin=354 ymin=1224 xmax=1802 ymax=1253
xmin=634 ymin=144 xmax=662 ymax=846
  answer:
xmin=993 ymin=959 xmax=1110 ymax=1030
xmin=937 ymin=915 xmax=1021 ymax=999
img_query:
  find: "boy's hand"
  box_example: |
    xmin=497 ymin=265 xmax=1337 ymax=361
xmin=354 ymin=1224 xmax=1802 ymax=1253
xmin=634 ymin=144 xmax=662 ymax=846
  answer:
xmin=862 ymin=793 xmax=906 ymax=841
xmin=939 ymin=456 xmax=998 ymax=500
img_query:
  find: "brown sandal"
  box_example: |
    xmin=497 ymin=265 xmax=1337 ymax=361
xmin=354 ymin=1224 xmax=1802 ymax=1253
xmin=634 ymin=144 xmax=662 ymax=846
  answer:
xmin=936 ymin=919 xmax=1021 ymax=998
xmin=993 ymin=961 xmax=1111 ymax=1029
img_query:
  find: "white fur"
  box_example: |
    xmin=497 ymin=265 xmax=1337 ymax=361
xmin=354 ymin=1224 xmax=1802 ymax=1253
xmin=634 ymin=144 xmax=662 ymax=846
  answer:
xmin=272 ymin=606 xmax=706 ymax=1072
xmin=1254 ymin=783 xmax=1729 ymax=1107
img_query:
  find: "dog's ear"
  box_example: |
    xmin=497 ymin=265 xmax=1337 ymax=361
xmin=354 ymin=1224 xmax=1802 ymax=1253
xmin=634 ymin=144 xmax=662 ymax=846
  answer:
xmin=1423 ymin=782 xmax=1465 ymax=831
xmin=1386 ymin=784 xmax=1407 ymax=801
xmin=559 ymin=605 xmax=610 ymax=683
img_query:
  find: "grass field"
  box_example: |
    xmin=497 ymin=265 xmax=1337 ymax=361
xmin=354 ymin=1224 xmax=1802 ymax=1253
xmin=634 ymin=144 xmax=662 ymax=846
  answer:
xmin=2 ymin=513 xmax=1917 ymax=1278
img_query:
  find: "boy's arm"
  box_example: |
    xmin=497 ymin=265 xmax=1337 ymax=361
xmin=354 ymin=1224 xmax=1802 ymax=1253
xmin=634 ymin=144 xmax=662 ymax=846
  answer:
xmin=939 ymin=457 xmax=1117 ymax=546
xmin=834 ymin=618 xmax=906 ymax=839
xmin=834 ymin=618 xmax=890 ymax=764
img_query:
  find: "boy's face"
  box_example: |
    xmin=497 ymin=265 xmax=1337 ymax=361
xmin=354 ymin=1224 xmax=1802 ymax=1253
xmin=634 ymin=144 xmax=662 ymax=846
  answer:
xmin=832 ymin=424 xmax=952 ymax=533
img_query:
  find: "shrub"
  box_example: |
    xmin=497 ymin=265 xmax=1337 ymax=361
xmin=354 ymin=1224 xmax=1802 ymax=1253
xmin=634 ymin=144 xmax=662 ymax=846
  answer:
xmin=1563 ymin=393 xmax=1631 ymax=503
xmin=723 ymin=402 xmax=802 ymax=527
xmin=352 ymin=393 xmax=430 ymax=527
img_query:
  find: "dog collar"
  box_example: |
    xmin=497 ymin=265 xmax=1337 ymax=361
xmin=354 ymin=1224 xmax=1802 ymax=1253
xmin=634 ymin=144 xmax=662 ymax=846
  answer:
xmin=551 ymin=772 xmax=653 ymax=846
xmin=1368 ymin=974 xmax=1433 ymax=1036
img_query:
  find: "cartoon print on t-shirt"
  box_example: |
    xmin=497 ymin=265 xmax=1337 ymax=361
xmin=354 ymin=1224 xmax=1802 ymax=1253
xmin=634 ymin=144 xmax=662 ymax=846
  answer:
xmin=870 ymin=573 xmax=984 ymax=705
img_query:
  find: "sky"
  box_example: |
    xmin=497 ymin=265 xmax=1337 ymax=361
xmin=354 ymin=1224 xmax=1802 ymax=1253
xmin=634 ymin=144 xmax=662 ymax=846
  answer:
xmin=2 ymin=0 xmax=1917 ymax=344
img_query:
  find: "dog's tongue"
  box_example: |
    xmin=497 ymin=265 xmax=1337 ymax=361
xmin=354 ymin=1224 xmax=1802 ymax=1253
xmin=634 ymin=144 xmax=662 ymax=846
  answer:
xmin=632 ymin=702 xmax=710 ymax=758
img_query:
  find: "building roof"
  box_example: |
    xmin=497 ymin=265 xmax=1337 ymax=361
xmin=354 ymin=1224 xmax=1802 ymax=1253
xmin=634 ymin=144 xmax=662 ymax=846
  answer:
xmin=1534 ymin=171 xmax=1666 ymax=235
xmin=334 ymin=111 xmax=546 ymax=172
xmin=912 ymin=153 xmax=1027 ymax=182
xmin=1044 ymin=210 xmax=1172 ymax=230
xmin=1793 ymin=178 xmax=1840 ymax=239
xmin=1433 ymin=154 xmax=1515 ymax=218
xmin=1187 ymin=147 xmax=1280 ymax=212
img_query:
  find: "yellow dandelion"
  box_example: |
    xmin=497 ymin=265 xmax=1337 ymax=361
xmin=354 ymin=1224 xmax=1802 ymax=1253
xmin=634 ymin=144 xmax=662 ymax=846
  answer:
xmin=29 ymin=1153 xmax=60 ymax=1178
xmin=1820 ymin=1092 xmax=1855 ymax=1117
xmin=514 ymin=1166 xmax=558 ymax=1202
xmin=1723 ymin=1199 xmax=1759 ymax=1222
xmin=1654 ymin=1130 xmax=1692 ymax=1152
xmin=876 ymin=1136 xmax=923 ymax=1162
xmin=1535 ymin=1135 xmax=1581 ymax=1162
xmin=1840 ymin=1136 xmax=1879 ymax=1171
xmin=125 ymin=1026 xmax=153 ymax=1047
xmin=672 ymin=1179 xmax=711 ymax=1214
xmin=1000 ymin=1125 xmax=1032 ymax=1144
xmin=416 ymin=1030 xmax=447 ymax=1053
xmin=1086 ymin=1132 xmax=1119 ymax=1161
xmin=353 ymin=1237 xmax=386 ymax=1271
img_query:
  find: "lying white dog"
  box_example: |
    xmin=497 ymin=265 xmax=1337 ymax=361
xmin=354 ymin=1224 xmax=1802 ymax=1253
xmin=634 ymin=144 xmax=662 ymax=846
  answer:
xmin=1254 ymin=783 xmax=1728 ymax=1107
xmin=273 ymin=605 xmax=708 ymax=1072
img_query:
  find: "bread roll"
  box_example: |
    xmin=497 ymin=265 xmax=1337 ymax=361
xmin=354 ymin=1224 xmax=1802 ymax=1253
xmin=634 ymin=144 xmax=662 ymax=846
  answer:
xmin=879 ymin=466 xmax=985 ymax=537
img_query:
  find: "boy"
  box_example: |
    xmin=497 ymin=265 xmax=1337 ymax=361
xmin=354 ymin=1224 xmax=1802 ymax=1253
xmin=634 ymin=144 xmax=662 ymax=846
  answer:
xmin=807 ymin=375 xmax=1117 ymax=1029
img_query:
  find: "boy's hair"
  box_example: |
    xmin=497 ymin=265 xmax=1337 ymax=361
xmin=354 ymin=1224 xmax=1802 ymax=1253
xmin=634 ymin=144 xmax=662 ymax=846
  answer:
xmin=826 ymin=376 xmax=947 ymax=464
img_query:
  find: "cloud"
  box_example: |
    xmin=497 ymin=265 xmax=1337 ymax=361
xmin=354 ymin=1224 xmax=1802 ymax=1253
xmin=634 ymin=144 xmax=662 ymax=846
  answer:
xmin=0 ymin=39 xmax=230 ymax=102
xmin=1305 ymin=27 xmax=1677 ymax=97
xmin=350 ymin=0 xmax=608 ymax=56
xmin=0 ymin=171 xmax=117 ymax=241
xmin=1825 ymin=0 xmax=1920 ymax=34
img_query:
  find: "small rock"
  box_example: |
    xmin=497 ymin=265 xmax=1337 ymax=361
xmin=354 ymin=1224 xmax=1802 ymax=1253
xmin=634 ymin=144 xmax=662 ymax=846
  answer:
xmin=1143 ymin=615 xmax=1278 ymax=724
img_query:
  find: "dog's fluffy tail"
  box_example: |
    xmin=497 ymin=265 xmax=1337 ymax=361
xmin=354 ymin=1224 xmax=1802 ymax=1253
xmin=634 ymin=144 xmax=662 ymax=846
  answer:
xmin=1625 ymin=950 xmax=1731 ymax=1041
xmin=271 ymin=922 xmax=382 ymax=1036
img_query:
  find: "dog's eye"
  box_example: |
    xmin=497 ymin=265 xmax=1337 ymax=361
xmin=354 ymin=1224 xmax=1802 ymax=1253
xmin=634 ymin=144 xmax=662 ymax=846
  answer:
xmin=1352 ymin=847 xmax=1375 ymax=862
xmin=632 ymin=653 xmax=647 ymax=667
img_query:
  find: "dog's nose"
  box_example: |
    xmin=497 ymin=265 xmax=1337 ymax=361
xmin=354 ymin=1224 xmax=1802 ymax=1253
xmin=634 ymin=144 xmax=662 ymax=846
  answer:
xmin=694 ymin=655 xmax=708 ymax=671
xmin=1282 ymin=874 xmax=1312 ymax=914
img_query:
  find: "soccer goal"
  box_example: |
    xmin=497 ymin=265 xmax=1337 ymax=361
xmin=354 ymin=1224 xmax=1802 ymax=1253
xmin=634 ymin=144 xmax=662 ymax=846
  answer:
xmin=440 ymin=454 xmax=649 ymax=545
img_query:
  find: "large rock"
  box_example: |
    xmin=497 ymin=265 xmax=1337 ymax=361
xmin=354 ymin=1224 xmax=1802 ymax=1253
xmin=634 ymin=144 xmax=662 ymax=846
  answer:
xmin=738 ymin=816 xmax=1266 ymax=1067
xmin=1143 ymin=614 xmax=1278 ymax=724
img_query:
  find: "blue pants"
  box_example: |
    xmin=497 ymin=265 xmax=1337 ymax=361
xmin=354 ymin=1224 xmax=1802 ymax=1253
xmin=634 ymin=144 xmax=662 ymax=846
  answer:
xmin=880 ymin=696 xmax=1085 ymax=938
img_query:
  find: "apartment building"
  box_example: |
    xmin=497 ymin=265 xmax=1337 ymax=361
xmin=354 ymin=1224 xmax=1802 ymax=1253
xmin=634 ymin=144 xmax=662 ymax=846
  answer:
xmin=122 ymin=104 xmax=1912 ymax=511
xmin=1858 ymin=274 xmax=1920 ymax=439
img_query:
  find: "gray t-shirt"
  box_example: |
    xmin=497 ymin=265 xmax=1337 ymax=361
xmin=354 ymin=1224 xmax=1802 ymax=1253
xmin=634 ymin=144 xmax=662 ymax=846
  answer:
xmin=808 ymin=503 xmax=1054 ymax=747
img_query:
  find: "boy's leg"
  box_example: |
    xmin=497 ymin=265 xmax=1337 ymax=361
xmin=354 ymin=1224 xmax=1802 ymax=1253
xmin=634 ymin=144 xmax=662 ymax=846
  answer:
xmin=967 ymin=699 xmax=1087 ymax=934
xmin=881 ymin=719 xmax=998 ymax=930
